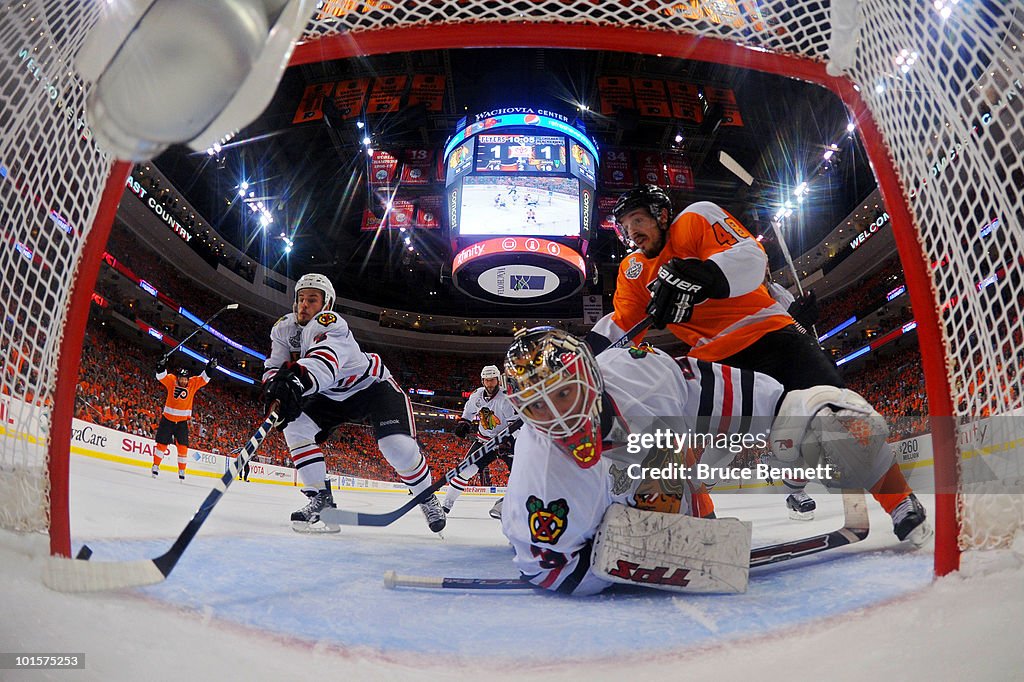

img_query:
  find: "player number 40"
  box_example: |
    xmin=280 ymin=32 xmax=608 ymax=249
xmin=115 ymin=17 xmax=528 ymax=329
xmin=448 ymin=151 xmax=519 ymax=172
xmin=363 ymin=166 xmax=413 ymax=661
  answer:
xmin=711 ymin=217 xmax=752 ymax=246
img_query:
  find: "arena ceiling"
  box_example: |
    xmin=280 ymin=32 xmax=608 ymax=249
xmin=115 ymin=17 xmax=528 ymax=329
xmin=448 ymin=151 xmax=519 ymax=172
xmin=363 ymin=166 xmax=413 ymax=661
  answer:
xmin=152 ymin=47 xmax=878 ymax=318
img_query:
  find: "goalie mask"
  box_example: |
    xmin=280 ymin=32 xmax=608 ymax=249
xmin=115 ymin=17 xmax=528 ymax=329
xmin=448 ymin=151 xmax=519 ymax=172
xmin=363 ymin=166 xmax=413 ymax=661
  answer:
xmin=504 ymin=327 xmax=604 ymax=468
xmin=480 ymin=364 xmax=503 ymax=397
xmin=293 ymin=273 xmax=336 ymax=317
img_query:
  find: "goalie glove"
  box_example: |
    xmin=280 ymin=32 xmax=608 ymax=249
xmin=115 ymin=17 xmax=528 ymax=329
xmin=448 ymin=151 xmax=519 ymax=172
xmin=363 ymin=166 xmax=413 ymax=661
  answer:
xmin=646 ymin=258 xmax=729 ymax=329
xmin=262 ymin=362 xmax=312 ymax=428
xmin=454 ymin=419 xmax=475 ymax=440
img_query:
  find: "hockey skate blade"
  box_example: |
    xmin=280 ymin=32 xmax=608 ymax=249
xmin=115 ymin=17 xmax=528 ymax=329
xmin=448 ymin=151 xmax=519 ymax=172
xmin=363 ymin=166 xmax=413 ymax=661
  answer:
xmin=43 ymin=556 xmax=166 ymax=592
xmin=903 ymin=520 xmax=934 ymax=548
xmin=291 ymin=520 xmax=341 ymax=534
xmin=789 ymin=509 xmax=815 ymax=521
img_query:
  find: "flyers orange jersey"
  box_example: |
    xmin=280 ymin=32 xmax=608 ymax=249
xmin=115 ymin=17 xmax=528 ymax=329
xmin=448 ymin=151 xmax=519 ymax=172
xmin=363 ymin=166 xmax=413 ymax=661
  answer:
xmin=157 ymin=371 xmax=210 ymax=422
xmin=611 ymin=201 xmax=791 ymax=361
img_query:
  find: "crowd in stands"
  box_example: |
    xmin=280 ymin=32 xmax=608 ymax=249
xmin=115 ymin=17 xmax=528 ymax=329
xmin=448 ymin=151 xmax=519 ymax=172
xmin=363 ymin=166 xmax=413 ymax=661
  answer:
xmin=74 ymin=319 xmax=513 ymax=484
xmin=815 ymin=255 xmax=905 ymax=333
xmin=104 ymin=224 xmax=274 ymax=352
xmin=842 ymin=344 xmax=929 ymax=440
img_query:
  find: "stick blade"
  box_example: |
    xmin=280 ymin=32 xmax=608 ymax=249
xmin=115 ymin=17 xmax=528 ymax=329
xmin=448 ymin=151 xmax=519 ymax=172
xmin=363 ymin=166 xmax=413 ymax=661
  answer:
xmin=42 ymin=556 xmax=166 ymax=593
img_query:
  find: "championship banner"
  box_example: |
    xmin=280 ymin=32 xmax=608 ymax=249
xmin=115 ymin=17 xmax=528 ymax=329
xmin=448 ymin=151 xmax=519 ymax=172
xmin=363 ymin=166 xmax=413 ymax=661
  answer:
xmin=636 ymin=152 xmax=664 ymax=186
xmin=368 ymin=150 xmax=399 ymax=187
xmin=366 ymin=75 xmax=408 ymax=114
xmin=664 ymin=152 xmax=694 ymax=190
xmin=414 ymin=195 xmax=442 ymax=229
xmin=361 ymin=209 xmax=383 ymax=232
xmin=597 ymin=76 xmax=634 ymax=116
xmin=667 ymin=80 xmax=703 ymax=125
xmin=704 ymin=86 xmax=744 ymax=126
xmin=407 ymin=74 xmax=446 ymax=112
xmin=331 ymin=78 xmax=369 ymax=120
xmin=385 ymin=199 xmax=416 ymax=230
xmin=399 ymin=149 xmax=433 ymax=185
xmin=632 ymin=78 xmax=671 ymax=118
xmin=600 ymin=148 xmax=635 ymax=190
xmin=292 ymin=83 xmax=335 ymax=124
xmin=597 ymin=195 xmax=619 ymax=231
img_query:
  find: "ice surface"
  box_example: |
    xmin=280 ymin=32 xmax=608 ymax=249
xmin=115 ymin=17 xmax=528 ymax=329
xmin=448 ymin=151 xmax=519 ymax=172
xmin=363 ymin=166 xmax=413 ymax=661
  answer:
xmin=2 ymin=454 xmax=1022 ymax=680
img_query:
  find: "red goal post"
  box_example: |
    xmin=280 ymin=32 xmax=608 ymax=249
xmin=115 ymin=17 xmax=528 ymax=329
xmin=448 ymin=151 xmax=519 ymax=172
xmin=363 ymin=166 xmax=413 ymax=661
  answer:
xmin=2 ymin=1 xmax=1021 ymax=576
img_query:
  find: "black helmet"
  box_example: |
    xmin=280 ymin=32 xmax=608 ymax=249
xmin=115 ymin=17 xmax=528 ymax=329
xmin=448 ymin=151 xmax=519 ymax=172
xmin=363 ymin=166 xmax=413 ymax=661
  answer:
xmin=611 ymin=185 xmax=672 ymax=247
xmin=177 ymin=367 xmax=190 ymax=378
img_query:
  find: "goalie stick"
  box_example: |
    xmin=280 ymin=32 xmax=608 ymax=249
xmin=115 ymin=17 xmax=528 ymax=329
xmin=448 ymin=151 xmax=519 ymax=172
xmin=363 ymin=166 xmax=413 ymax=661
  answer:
xmin=318 ymin=315 xmax=655 ymax=529
xmin=382 ymin=490 xmax=870 ymax=591
xmin=42 ymin=411 xmax=279 ymax=593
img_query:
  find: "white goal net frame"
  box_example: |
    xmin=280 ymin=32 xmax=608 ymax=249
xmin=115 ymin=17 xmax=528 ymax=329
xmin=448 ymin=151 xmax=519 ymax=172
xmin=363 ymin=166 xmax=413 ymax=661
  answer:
xmin=2 ymin=1 xmax=1021 ymax=575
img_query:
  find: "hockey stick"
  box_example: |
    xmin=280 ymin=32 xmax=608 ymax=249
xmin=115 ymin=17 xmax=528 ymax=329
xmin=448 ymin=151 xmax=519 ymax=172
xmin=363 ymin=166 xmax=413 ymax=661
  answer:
xmin=749 ymin=488 xmax=869 ymax=567
xmin=318 ymin=318 xmax=654 ymax=529
xmin=161 ymin=302 xmax=239 ymax=362
xmin=319 ymin=419 xmax=522 ymax=528
xmin=382 ymin=490 xmax=869 ymax=591
xmin=42 ymin=412 xmax=279 ymax=593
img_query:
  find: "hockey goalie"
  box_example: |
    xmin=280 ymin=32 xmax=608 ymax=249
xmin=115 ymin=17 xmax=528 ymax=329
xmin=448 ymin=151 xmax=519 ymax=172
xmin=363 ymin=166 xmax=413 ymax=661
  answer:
xmin=499 ymin=327 xmax=930 ymax=596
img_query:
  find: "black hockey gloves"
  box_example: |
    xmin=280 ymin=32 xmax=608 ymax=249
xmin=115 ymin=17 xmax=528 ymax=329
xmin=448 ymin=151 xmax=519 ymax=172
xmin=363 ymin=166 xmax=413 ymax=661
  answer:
xmin=454 ymin=419 xmax=475 ymax=439
xmin=262 ymin=362 xmax=312 ymax=428
xmin=646 ymin=257 xmax=729 ymax=329
xmin=156 ymin=356 xmax=168 ymax=374
xmin=205 ymin=358 xmax=219 ymax=375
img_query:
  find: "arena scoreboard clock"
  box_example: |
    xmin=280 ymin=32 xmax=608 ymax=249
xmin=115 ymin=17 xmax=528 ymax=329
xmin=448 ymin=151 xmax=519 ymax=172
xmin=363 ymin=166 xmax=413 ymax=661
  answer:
xmin=442 ymin=108 xmax=599 ymax=304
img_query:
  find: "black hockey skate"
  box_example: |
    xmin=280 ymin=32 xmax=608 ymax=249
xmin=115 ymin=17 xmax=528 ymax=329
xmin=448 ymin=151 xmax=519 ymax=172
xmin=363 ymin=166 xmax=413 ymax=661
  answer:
xmin=418 ymin=495 xmax=447 ymax=534
xmin=291 ymin=485 xmax=341 ymax=534
xmin=891 ymin=493 xmax=932 ymax=546
xmin=151 ymin=464 xmax=159 ymax=478
xmin=786 ymin=491 xmax=816 ymax=521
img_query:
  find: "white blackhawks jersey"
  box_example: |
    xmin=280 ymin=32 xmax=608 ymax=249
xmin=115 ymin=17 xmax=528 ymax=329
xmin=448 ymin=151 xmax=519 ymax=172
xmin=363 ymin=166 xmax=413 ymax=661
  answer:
xmin=262 ymin=311 xmax=391 ymax=402
xmin=461 ymin=387 xmax=520 ymax=440
xmin=501 ymin=345 xmax=784 ymax=596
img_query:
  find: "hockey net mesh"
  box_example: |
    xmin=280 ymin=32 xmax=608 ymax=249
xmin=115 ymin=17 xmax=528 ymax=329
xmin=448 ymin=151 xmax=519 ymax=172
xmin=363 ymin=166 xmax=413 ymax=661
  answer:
xmin=0 ymin=2 xmax=113 ymax=534
xmin=1 ymin=1 xmax=1021 ymax=561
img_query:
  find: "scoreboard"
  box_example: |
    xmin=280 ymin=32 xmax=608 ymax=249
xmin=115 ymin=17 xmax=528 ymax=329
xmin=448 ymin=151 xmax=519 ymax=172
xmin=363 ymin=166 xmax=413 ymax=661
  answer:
xmin=442 ymin=109 xmax=599 ymax=304
xmin=473 ymin=134 xmax=567 ymax=173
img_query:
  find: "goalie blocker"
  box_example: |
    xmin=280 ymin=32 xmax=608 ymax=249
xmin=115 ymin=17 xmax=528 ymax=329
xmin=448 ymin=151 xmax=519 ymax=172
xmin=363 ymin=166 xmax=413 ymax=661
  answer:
xmin=592 ymin=504 xmax=752 ymax=594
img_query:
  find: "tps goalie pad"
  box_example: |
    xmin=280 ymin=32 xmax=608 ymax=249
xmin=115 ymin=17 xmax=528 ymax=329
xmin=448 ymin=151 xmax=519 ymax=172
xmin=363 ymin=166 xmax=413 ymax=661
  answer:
xmin=77 ymin=0 xmax=314 ymax=160
xmin=592 ymin=504 xmax=752 ymax=594
xmin=770 ymin=386 xmax=894 ymax=490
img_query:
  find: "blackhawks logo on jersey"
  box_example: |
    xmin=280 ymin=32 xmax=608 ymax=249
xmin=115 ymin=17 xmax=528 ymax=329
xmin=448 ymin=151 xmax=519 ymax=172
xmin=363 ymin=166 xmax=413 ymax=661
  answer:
xmin=526 ymin=495 xmax=569 ymax=545
xmin=478 ymin=406 xmax=500 ymax=431
xmin=315 ymin=311 xmax=338 ymax=326
xmin=627 ymin=342 xmax=655 ymax=359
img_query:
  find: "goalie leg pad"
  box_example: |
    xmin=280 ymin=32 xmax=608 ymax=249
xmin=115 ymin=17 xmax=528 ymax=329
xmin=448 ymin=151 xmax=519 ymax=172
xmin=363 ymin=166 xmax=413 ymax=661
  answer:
xmin=770 ymin=386 xmax=893 ymax=490
xmin=592 ymin=504 xmax=752 ymax=594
